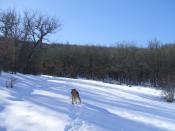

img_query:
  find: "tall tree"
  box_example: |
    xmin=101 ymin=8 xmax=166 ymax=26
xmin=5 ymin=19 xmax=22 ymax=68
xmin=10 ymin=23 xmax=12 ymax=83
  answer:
xmin=0 ymin=9 xmax=22 ymax=73
xmin=21 ymin=10 xmax=61 ymax=73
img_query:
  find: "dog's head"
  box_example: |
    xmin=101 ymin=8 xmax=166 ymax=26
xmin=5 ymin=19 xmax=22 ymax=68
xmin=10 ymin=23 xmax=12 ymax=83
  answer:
xmin=71 ymin=88 xmax=79 ymax=95
xmin=71 ymin=88 xmax=76 ymax=92
xmin=71 ymin=88 xmax=76 ymax=93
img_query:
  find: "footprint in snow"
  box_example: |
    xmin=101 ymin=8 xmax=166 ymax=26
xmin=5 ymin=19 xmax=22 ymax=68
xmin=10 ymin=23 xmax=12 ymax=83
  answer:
xmin=65 ymin=104 xmax=85 ymax=131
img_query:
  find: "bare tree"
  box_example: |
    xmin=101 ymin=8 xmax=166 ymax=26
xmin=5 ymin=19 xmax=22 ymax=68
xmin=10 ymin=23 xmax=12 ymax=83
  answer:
xmin=22 ymin=10 xmax=60 ymax=46
xmin=22 ymin=10 xmax=61 ymax=73
xmin=0 ymin=9 xmax=61 ymax=73
xmin=0 ymin=8 xmax=21 ymax=39
xmin=0 ymin=9 xmax=22 ymax=73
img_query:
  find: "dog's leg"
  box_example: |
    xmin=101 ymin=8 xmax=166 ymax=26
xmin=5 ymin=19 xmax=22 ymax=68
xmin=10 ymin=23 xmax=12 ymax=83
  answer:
xmin=78 ymin=96 xmax=81 ymax=104
xmin=72 ymin=96 xmax=74 ymax=104
xmin=75 ymin=97 xmax=77 ymax=104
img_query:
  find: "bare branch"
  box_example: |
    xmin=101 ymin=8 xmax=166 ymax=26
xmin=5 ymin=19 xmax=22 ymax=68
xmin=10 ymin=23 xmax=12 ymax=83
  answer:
xmin=22 ymin=10 xmax=61 ymax=46
xmin=0 ymin=8 xmax=21 ymax=39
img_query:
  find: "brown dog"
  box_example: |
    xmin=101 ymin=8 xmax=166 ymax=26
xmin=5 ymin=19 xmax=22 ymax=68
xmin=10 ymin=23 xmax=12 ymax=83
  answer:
xmin=71 ymin=89 xmax=81 ymax=104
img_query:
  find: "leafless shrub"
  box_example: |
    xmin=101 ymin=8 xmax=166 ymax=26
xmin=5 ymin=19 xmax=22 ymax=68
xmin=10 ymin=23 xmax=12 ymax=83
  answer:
xmin=162 ymin=86 xmax=175 ymax=102
xmin=6 ymin=76 xmax=17 ymax=88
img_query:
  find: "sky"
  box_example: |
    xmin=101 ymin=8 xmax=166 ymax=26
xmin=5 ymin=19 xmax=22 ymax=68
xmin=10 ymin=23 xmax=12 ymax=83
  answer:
xmin=0 ymin=0 xmax=175 ymax=46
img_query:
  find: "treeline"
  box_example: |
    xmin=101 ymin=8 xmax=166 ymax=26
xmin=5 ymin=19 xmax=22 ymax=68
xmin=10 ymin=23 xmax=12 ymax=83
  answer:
xmin=43 ymin=41 xmax=175 ymax=87
xmin=0 ymin=8 xmax=175 ymax=88
xmin=0 ymin=37 xmax=175 ymax=87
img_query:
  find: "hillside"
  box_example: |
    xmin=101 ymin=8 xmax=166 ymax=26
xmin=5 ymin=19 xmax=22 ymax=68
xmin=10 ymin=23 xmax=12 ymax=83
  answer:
xmin=0 ymin=72 xmax=175 ymax=131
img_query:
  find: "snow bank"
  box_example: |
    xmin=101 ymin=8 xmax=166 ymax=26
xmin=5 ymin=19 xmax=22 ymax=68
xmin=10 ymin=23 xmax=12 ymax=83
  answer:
xmin=0 ymin=72 xmax=175 ymax=131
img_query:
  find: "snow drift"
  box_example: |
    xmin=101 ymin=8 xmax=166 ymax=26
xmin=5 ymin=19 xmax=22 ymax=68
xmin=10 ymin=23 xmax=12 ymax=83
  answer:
xmin=0 ymin=72 xmax=175 ymax=131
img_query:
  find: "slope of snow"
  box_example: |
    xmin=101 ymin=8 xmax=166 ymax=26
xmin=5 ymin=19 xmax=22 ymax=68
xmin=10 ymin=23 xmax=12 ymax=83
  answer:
xmin=0 ymin=72 xmax=175 ymax=131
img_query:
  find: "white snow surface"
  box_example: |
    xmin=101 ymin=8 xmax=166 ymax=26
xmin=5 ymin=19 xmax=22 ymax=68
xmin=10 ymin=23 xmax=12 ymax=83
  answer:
xmin=0 ymin=72 xmax=175 ymax=131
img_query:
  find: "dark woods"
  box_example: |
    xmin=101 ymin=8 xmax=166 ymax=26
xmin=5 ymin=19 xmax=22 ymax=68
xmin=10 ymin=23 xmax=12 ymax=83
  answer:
xmin=0 ymin=9 xmax=175 ymax=89
xmin=1 ymin=37 xmax=175 ymax=87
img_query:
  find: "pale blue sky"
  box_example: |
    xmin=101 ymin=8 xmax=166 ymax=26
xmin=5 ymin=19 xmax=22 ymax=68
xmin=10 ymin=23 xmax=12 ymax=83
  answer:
xmin=0 ymin=0 xmax=175 ymax=46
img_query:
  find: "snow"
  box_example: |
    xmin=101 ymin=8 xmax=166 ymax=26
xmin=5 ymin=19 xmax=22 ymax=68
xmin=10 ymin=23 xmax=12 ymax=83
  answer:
xmin=0 ymin=72 xmax=175 ymax=131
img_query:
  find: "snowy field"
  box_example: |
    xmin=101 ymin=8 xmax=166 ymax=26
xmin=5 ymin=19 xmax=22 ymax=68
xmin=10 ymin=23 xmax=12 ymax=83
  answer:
xmin=0 ymin=72 xmax=175 ymax=131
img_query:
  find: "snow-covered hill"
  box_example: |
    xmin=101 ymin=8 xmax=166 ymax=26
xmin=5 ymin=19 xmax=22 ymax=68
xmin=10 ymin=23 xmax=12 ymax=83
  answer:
xmin=0 ymin=72 xmax=175 ymax=131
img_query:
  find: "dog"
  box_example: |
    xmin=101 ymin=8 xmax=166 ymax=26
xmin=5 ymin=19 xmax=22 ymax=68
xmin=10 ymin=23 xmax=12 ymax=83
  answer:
xmin=71 ymin=89 xmax=81 ymax=104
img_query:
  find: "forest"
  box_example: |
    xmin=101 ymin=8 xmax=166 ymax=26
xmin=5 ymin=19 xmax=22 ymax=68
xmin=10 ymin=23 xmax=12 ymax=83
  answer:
xmin=0 ymin=9 xmax=175 ymax=88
